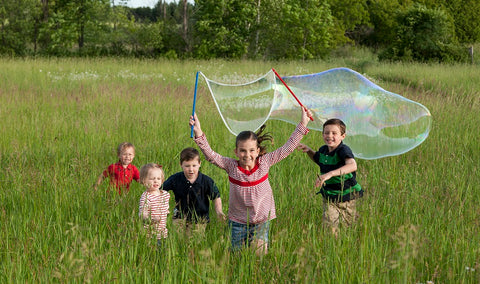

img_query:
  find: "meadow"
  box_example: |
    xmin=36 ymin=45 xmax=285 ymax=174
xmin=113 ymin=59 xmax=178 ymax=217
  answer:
xmin=0 ymin=55 xmax=479 ymax=283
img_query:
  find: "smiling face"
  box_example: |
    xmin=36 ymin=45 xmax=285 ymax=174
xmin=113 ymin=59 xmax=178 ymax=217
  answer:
xmin=181 ymin=158 xmax=201 ymax=182
xmin=235 ymin=138 xmax=260 ymax=170
xmin=118 ymin=146 xmax=135 ymax=167
xmin=144 ymin=168 xmax=164 ymax=192
xmin=323 ymin=124 xmax=346 ymax=152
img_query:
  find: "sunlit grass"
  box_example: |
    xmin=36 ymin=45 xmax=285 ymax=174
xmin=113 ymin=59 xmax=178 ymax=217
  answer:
xmin=0 ymin=57 xmax=479 ymax=282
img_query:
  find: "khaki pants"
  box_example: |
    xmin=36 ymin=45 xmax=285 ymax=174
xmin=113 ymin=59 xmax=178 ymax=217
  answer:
xmin=323 ymin=199 xmax=358 ymax=230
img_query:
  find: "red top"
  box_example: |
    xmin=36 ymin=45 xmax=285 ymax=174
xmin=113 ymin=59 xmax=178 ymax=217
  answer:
xmin=103 ymin=162 xmax=140 ymax=194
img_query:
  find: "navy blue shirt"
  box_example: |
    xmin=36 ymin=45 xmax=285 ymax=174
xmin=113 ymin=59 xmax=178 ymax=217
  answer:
xmin=163 ymin=172 xmax=220 ymax=223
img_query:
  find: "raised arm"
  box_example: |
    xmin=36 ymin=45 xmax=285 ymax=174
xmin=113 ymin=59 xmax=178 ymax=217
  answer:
xmin=189 ymin=113 xmax=232 ymax=170
xmin=263 ymin=107 xmax=312 ymax=165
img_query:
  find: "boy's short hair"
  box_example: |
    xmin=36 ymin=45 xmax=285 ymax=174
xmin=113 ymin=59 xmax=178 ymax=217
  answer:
xmin=180 ymin=147 xmax=200 ymax=164
xmin=117 ymin=142 xmax=135 ymax=155
xmin=139 ymin=163 xmax=164 ymax=185
xmin=323 ymin=119 xmax=346 ymax=135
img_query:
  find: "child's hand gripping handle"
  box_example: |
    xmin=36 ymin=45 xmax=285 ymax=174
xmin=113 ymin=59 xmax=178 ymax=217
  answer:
xmin=272 ymin=68 xmax=313 ymax=121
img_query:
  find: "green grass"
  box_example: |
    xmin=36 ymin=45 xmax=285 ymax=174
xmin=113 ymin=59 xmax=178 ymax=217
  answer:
xmin=0 ymin=57 xmax=479 ymax=283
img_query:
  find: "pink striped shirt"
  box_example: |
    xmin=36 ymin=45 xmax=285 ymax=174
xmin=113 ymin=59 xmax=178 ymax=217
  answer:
xmin=195 ymin=123 xmax=309 ymax=224
xmin=139 ymin=190 xmax=170 ymax=239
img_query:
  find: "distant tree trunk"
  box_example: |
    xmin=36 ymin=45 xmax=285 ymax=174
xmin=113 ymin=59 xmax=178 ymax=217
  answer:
xmin=34 ymin=0 xmax=50 ymax=53
xmin=254 ymin=0 xmax=261 ymax=57
xmin=182 ymin=0 xmax=188 ymax=52
xmin=469 ymin=46 xmax=474 ymax=64
xmin=78 ymin=0 xmax=85 ymax=50
xmin=163 ymin=1 xmax=166 ymax=19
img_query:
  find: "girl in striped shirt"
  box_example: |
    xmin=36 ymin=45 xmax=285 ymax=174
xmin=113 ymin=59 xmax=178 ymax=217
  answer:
xmin=138 ymin=163 xmax=170 ymax=248
xmin=190 ymin=107 xmax=312 ymax=254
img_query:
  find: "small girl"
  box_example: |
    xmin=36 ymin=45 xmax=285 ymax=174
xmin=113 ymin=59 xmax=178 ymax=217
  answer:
xmin=138 ymin=163 xmax=170 ymax=247
xmin=189 ymin=107 xmax=312 ymax=254
xmin=94 ymin=142 xmax=140 ymax=195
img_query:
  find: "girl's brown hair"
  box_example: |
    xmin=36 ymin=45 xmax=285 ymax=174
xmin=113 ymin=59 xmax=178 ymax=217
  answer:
xmin=235 ymin=125 xmax=273 ymax=156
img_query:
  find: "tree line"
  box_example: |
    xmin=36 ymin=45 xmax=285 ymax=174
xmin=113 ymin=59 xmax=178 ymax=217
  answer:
xmin=1 ymin=0 xmax=479 ymax=62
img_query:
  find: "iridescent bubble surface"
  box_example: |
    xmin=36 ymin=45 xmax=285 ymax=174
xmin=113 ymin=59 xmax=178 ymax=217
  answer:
xmin=200 ymin=68 xmax=431 ymax=159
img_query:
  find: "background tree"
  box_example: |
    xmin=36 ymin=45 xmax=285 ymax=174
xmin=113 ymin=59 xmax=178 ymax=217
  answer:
xmin=194 ymin=0 xmax=256 ymax=59
xmin=327 ymin=0 xmax=369 ymax=45
xmin=258 ymin=0 xmax=333 ymax=60
xmin=380 ymin=4 xmax=464 ymax=62
xmin=0 ymin=0 xmax=37 ymax=56
xmin=444 ymin=0 xmax=480 ymax=43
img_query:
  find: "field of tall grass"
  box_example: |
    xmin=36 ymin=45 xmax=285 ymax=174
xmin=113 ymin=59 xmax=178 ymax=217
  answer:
xmin=1 ymin=57 xmax=479 ymax=283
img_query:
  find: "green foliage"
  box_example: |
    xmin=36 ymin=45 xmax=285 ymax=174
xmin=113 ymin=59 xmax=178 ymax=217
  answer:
xmin=327 ymin=0 xmax=369 ymax=45
xmin=444 ymin=0 xmax=480 ymax=43
xmin=0 ymin=0 xmax=479 ymax=61
xmin=379 ymin=4 xmax=466 ymax=62
xmin=259 ymin=0 xmax=334 ymax=60
xmin=0 ymin=0 xmax=37 ymax=56
xmin=194 ymin=0 xmax=256 ymax=59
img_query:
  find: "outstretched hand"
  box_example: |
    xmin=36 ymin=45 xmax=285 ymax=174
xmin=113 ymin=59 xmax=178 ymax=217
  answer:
xmin=297 ymin=143 xmax=312 ymax=153
xmin=189 ymin=113 xmax=203 ymax=138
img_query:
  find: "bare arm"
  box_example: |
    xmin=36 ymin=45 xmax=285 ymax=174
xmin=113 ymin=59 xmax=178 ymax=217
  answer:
xmin=297 ymin=143 xmax=316 ymax=161
xmin=94 ymin=173 xmax=105 ymax=190
xmin=213 ymin=198 xmax=226 ymax=221
xmin=316 ymin=158 xmax=357 ymax=187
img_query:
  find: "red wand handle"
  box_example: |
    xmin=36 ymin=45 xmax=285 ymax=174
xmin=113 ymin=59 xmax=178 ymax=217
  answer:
xmin=272 ymin=68 xmax=313 ymax=121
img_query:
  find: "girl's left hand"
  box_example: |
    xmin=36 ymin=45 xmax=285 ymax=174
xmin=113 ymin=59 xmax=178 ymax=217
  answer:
xmin=301 ymin=107 xmax=313 ymax=127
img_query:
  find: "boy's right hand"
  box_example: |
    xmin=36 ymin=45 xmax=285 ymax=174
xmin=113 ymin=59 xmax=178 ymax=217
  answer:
xmin=297 ymin=143 xmax=313 ymax=154
xmin=189 ymin=113 xmax=204 ymax=138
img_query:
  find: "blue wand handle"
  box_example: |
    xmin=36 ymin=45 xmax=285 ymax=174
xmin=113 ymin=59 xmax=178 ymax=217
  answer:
xmin=190 ymin=71 xmax=199 ymax=138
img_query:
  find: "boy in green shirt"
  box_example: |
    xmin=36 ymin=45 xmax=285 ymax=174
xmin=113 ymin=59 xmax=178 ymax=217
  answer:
xmin=298 ymin=118 xmax=363 ymax=236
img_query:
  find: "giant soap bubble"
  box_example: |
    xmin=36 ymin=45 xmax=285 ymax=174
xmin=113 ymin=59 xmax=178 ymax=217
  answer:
xmin=199 ymin=67 xmax=431 ymax=159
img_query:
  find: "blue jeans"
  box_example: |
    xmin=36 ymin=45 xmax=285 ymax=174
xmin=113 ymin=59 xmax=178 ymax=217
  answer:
xmin=229 ymin=220 xmax=270 ymax=251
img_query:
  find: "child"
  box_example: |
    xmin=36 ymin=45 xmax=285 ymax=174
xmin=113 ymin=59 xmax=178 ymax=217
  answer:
xmin=297 ymin=118 xmax=363 ymax=236
xmin=138 ymin=163 xmax=170 ymax=247
xmin=94 ymin=142 xmax=140 ymax=195
xmin=163 ymin=147 xmax=226 ymax=234
xmin=189 ymin=107 xmax=312 ymax=255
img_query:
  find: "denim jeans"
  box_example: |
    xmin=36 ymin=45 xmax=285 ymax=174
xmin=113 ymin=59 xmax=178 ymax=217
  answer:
xmin=229 ymin=220 xmax=270 ymax=251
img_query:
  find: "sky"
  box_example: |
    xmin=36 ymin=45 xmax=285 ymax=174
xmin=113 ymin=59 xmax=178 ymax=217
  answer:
xmin=124 ymin=0 xmax=159 ymax=8
xmin=124 ymin=0 xmax=189 ymax=8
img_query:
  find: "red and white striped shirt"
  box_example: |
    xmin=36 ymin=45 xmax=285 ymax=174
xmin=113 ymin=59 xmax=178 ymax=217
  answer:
xmin=139 ymin=190 xmax=170 ymax=239
xmin=195 ymin=123 xmax=309 ymax=224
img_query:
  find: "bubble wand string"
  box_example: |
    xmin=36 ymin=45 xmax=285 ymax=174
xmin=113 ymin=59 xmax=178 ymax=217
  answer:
xmin=272 ymin=68 xmax=313 ymax=121
xmin=190 ymin=71 xmax=199 ymax=138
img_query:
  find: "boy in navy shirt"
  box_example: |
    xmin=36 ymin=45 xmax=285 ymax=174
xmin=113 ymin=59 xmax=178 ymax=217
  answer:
xmin=163 ymin=147 xmax=225 ymax=234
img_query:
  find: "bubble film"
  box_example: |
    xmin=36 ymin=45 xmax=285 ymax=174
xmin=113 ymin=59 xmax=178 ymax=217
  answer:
xmin=200 ymin=68 xmax=431 ymax=159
